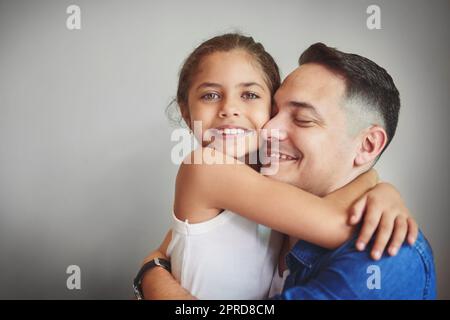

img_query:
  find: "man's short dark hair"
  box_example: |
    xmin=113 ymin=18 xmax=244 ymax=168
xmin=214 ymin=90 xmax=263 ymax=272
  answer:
xmin=299 ymin=43 xmax=400 ymax=152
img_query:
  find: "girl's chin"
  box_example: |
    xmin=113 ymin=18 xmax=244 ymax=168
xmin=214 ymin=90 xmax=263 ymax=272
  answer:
xmin=203 ymin=144 xmax=260 ymax=166
xmin=207 ymin=138 xmax=259 ymax=154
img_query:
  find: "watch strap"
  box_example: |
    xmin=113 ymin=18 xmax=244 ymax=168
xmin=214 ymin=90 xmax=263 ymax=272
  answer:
xmin=133 ymin=258 xmax=171 ymax=300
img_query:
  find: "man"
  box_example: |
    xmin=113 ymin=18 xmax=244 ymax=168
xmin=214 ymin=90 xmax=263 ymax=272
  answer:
xmin=137 ymin=43 xmax=436 ymax=299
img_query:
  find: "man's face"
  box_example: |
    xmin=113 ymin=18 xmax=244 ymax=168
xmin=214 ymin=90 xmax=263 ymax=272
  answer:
xmin=264 ymin=63 xmax=358 ymax=196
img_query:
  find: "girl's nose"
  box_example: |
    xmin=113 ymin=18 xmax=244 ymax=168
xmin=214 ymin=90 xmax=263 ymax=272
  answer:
xmin=219 ymin=98 xmax=241 ymax=118
xmin=219 ymin=110 xmax=240 ymax=118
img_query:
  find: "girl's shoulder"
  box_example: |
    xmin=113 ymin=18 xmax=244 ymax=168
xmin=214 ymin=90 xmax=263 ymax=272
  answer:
xmin=174 ymin=148 xmax=227 ymax=223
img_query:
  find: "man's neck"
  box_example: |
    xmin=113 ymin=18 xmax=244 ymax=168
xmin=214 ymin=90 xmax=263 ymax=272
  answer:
xmin=288 ymin=170 xmax=365 ymax=249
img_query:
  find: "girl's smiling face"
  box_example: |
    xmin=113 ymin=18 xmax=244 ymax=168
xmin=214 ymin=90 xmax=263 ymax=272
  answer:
xmin=183 ymin=49 xmax=272 ymax=158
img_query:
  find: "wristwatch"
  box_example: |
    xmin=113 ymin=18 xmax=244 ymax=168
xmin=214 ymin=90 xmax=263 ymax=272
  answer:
xmin=133 ymin=257 xmax=171 ymax=300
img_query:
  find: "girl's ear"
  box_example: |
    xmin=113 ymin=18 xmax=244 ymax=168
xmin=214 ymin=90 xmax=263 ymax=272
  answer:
xmin=179 ymin=103 xmax=191 ymax=128
xmin=354 ymin=125 xmax=388 ymax=167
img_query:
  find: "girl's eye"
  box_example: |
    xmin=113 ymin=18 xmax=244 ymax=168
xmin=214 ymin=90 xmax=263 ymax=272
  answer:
xmin=201 ymin=93 xmax=220 ymax=101
xmin=242 ymin=92 xmax=260 ymax=100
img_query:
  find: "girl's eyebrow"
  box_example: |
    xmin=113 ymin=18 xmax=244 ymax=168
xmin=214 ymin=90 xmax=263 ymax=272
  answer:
xmin=238 ymin=82 xmax=265 ymax=90
xmin=196 ymin=82 xmax=222 ymax=91
xmin=195 ymin=82 xmax=266 ymax=91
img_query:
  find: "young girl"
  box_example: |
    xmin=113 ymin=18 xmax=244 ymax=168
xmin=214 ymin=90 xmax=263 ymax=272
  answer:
xmin=140 ymin=34 xmax=417 ymax=299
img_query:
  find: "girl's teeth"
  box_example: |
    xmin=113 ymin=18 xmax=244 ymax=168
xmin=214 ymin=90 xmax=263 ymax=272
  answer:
xmin=222 ymin=128 xmax=246 ymax=135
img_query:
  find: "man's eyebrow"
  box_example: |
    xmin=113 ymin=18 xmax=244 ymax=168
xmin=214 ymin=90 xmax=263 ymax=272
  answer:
xmin=289 ymin=101 xmax=324 ymax=121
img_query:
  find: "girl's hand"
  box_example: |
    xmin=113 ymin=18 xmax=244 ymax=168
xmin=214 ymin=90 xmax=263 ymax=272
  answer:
xmin=349 ymin=182 xmax=418 ymax=260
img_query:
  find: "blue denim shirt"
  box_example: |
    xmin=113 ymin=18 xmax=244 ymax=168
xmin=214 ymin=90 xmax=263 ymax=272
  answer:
xmin=273 ymin=230 xmax=436 ymax=300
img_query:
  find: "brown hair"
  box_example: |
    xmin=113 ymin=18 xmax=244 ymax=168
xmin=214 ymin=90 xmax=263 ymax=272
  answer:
xmin=299 ymin=42 xmax=400 ymax=153
xmin=171 ymin=33 xmax=280 ymax=125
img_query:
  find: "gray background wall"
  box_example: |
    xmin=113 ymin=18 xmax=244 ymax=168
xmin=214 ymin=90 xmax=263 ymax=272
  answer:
xmin=0 ymin=0 xmax=448 ymax=299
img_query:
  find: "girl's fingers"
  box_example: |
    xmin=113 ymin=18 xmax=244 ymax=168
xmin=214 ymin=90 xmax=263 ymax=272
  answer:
xmin=349 ymin=195 xmax=367 ymax=225
xmin=407 ymin=217 xmax=419 ymax=245
xmin=356 ymin=203 xmax=382 ymax=251
xmin=387 ymin=217 xmax=408 ymax=256
xmin=371 ymin=214 xmax=395 ymax=260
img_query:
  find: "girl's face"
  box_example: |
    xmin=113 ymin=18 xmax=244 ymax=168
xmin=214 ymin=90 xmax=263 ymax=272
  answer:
xmin=184 ymin=50 xmax=272 ymax=158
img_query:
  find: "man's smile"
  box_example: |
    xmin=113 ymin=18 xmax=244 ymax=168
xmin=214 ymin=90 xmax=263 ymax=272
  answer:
xmin=269 ymin=152 xmax=300 ymax=162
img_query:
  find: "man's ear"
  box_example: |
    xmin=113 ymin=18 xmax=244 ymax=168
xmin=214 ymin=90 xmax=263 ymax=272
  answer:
xmin=354 ymin=125 xmax=388 ymax=166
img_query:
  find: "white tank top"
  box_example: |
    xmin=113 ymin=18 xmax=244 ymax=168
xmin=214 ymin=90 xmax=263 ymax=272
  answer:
xmin=166 ymin=210 xmax=283 ymax=300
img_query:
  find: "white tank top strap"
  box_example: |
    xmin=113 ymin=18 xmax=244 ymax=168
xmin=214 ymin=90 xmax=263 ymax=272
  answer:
xmin=171 ymin=210 xmax=235 ymax=235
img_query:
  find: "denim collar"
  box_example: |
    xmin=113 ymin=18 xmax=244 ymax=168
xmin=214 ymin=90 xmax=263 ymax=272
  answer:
xmin=286 ymin=240 xmax=330 ymax=270
xmin=286 ymin=232 xmax=360 ymax=270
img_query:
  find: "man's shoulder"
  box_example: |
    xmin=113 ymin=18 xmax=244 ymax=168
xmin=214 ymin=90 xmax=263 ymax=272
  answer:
xmin=338 ymin=229 xmax=431 ymax=255
xmin=321 ymin=230 xmax=436 ymax=299
xmin=329 ymin=230 xmax=433 ymax=268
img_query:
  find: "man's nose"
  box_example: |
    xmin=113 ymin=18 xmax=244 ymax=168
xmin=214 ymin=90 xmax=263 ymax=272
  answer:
xmin=264 ymin=115 xmax=288 ymax=141
xmin=218 ymin=97 xmax=240 ymax=118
